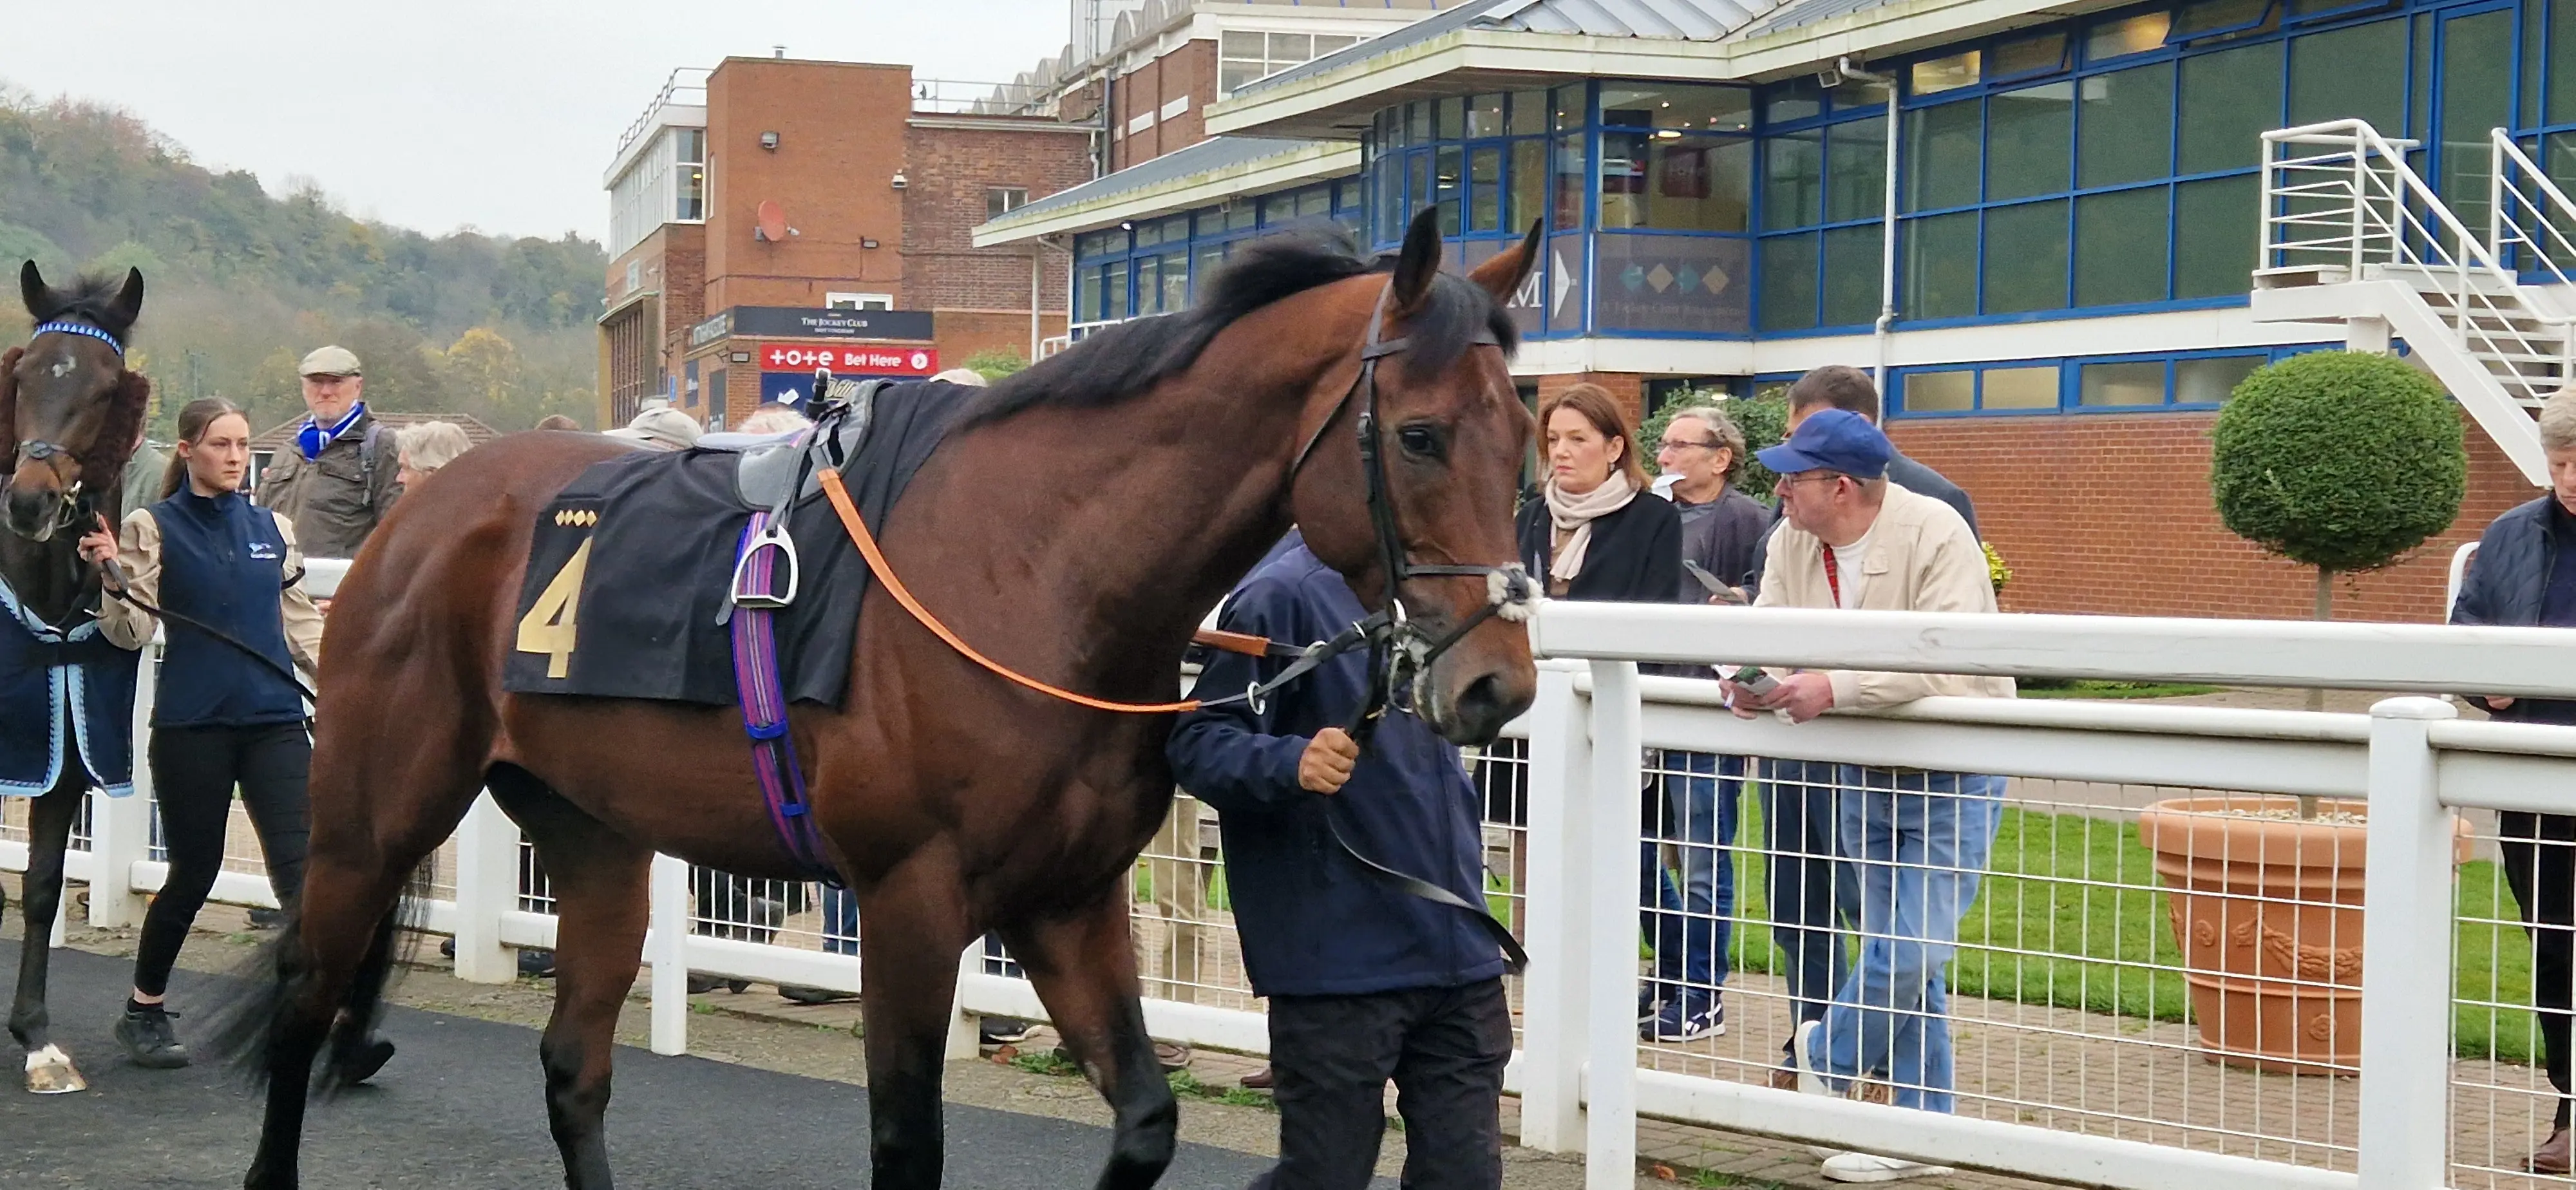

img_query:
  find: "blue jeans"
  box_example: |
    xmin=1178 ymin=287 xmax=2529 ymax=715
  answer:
xmin=1809 ymin=768 xmax=2005 ymax=1113
xmin=820 ymin=887 xmax=1023 ymax=978
xmin=1642 ymin=751 xmax=1741 ymax=1011
xmin=1760 ymin=758 xmax=1857 ymax=1047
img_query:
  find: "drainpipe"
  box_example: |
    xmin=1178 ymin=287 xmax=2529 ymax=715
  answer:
xmin=1839 ymin=57 xmax=1900 ymax=394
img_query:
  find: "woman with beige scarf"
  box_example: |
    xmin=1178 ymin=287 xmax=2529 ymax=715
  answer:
xmin=1513 ymin=383 xmax=1680 ymax=603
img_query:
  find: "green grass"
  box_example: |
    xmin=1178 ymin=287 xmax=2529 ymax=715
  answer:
xmin=2017 ymin=680 xmax=2226 ymax=699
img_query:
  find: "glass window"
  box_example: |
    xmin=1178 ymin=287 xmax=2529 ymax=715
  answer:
xmin=2552 ymin=0 xmax=2576 ymax=124
xmin=2176 ymin=354 xmax=2266 ymax=402
xmin=1408 ymin=102 xmax=1432 ymax=143
xmin=1195 ymin=244 xmax=1226 ymax=298
xmin=1982 ymin=366 xmax=2061 ymax=408
xmin=1135 ymin=254 xmax=1161 ymax=313
xmin=1511 ymin=90 xmax=1549 ymax=135
xmin=1553 ymin=134 xmax=1588 ymax=230
xmin=1104 ymin=260 xmax=1129 ymax=319
xmin=1468 ymin=93 xmax=1507 ymax=137
xmin=1912 ymin=52 xmax=1982 ymax=96
xmin=2079 ymin=359 xmax=2168 ymax=405
xmin=1298 ymin=187 xmax=1332 ymax=218
xmin=1904 ymin=101 xmax=1983 ymax=211
xmin=2287 ymin=20 xmax=2407 ymax=134
xmin=985 ymin=187 xmax=1028 ymax=222
xmin=1763 ymin=129 xmax=1825 ymax=231
xmin=2079 ymin=64 xmax=2175 ymax=187
xmin=1408 ymin=153 xmax=1432 ymax=224
xmin=1160 ymin=250 xmax=1189 ymax=313
xmin=1512 ymin=138 xmax=1546 ymax=232
xmin=1435 ymin=145 xmax=1464 ymax=234
xmin=1469 ymin=146 xmax=1504 ymax=232
xmin=1374 ymin=155 xmax=1403 ymax=242
xmin=1075 ymin=266 xmax=1101 ymax=322
xmin=1904 ymin=210 xmax=1978 ymax=317
xmin=1905 ymin=370 xmax=1975 ymax=411
xmin=1260 ymin=193 xmax=1300 ymax=224
xmin=1826 ymin=116 xmax=1887 ymax=223
xmin=2075 ymin=186 xmax=2170 ymax=307
xmin=1765 ymin=77 xmax=1823 ymax=126
xmin=1991 ymin=32 xmax=2070 ymax=79
xmin=1222 ymin=203 xmax=1253 ymax=232
xmin=1828 ymin=77 xmax=1893 ymax=114
xmin=1821 ymin=224 xmax=1884 ymax=325
xmin=1437 ymin=96 xmax=1466 ymax=140
xmin=1135 ymin=219 xmax=1162 ymax=247
xmin=1553 ymin=85 xmax=1585 ymax=132
xmin=677 ymin=160 xmax=706 ymax=221
xmin=2177 ymin=42 xmax=2281 ymax=174
xmin=2088 ymin=12 xmax=2172 ymax=61
xmin=1605 ymin=82 xmax=1756 ymax=134
xmin=1987 ymin=82 xmax=2074 ymax=202
xmin=1267 ymin=31 xmax=1312 ymax=63
xmin=1982 ymin=199 xmax=2069 ymax=313
xmin=2172 ymin=0 xmax=2276 ymax=41
xmin=2174 ymin=172 xmax=2259 ymax=297
xmin=1758 ymin=234 xmax=1821 ymax=332
xmin=1314 ymin=33 xmax=1358 ymax=57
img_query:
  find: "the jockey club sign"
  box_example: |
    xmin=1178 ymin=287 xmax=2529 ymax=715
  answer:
xmin=760 ymin=343 xmax=940 ymax=375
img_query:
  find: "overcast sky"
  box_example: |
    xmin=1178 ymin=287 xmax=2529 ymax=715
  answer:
xmin=0 ymin=0 xmax=1075 ymax=245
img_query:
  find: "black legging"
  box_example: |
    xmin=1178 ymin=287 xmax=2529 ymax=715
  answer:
xmin=133 ymin=723 xmax=312 ymax=997
xmin=2503 ymin=810 xmax=2576 ymax=1131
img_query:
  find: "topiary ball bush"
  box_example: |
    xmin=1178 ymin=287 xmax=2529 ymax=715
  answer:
xmin=2209 ymin=350 xmax=2467 ymax=575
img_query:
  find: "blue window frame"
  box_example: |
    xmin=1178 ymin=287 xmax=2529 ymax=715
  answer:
xmin=1066 ymin=176 xmax=1363 ymax=332
xmin=1886 ymin=345 xmax=2324 ymax=416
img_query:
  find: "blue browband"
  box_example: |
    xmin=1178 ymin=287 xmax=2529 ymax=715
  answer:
xmin=30 ymin=321 xmax=123 ymax=357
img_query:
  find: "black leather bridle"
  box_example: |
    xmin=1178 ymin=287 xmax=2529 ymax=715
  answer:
xmin=7 ymin=319 xmax=124 ymax=540
xmin=1282 ymin=281 xmax=1535 ymax=742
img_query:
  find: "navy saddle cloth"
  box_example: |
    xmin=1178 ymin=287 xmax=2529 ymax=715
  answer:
xmin=502 ymin=380 xmax=974 ymax=707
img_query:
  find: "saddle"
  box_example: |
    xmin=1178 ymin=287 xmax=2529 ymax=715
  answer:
xmin=501 ymin=379 xmax=972 ymax=709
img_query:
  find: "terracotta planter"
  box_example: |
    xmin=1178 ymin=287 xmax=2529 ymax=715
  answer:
xmin=2136 ymin=795 xmax=2470 ymax=1075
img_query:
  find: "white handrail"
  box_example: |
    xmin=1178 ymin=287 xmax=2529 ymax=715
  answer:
xmin=2263 ymin=120 xmax=2558 ymax=319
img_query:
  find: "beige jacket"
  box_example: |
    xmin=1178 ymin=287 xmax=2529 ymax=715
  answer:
xmin=1754 ymin=482 xmax=2014 ymax=710
xmin=98 ymin=505 xmax=325 ymax=685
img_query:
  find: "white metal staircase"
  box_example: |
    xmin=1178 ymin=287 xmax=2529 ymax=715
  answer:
xmin=2249 ymin=119 xmax=2566 ymax=485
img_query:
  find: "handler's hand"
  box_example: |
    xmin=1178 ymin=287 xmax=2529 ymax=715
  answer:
xmin=75 ymin=514 xmax=117 ymax=567
xmin=1755 ymin=672 xmax=1837 ymax=724
xmin=1299 ymin=727 xmax=1360 ymax=794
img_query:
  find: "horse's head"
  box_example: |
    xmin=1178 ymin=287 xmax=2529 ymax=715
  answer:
xmin=1291 ymin=207 xmax=1541 ymax=746
xmin=3 ymin=261 xmax=149 ymax=542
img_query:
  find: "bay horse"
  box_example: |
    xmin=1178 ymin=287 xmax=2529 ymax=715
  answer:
xmin=214 ymin=209 xmax=1541 ymax=1189
xmin=0 ymin=262 xmax=151 ymax=1093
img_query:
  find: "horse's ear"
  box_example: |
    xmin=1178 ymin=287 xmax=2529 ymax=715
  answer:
xmin=111 ymin=269 xmax=144 ymax=328
xmin=20 ymin=260 xmax=51 ymax=321
xmin=1390 ymin=205 xmax=1444 ymax=312
xmin=1469 ymin=218 xmax=1542 ymax=306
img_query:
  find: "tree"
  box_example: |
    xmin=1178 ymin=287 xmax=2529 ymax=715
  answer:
xmin=444 ymin=326 xmax=526 ymax=425
xmin=2210 ymin=349 xmax=2467 ymax=720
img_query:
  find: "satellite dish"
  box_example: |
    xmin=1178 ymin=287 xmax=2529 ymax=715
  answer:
xmin=756 ymin=200 xmax=788 ymax=243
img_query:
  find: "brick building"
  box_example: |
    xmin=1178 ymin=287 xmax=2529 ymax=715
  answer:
xmin=977 ymin=0 xmax=2571 ymax=625
xmin=598 ymin=57 xmax=1093 ymax=430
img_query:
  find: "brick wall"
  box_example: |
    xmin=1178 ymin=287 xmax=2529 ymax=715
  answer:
xmin=705 ymin=59 xmax=911 ymax=313
xmin=902 ymin=119 xmax=1094 ymax=312
xmin=1889 ymin=411 xmax=2537 ymax=623
xmin=659 ymin=223 xmax=705 ymax=381
xmin=1110 ymin=39 xmax=1215 ymax=171
xmin=935 ymin=309 xmax=1070 ymax=366
xmin=1535 ymin=372 xmax=1647 ymax=430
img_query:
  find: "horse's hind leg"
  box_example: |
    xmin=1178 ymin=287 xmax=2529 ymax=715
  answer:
xmin=999 ymin=892 xmax=1178 ymax=1190
xmin=490 ymin=766 xmax=648 ymax=1190
xmin=858 ymin=852 xmax=976 ymax=1190
xmin=9 ymin=780 xmax=84 ymax=1092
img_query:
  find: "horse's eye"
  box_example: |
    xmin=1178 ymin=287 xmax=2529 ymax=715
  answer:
xmin=1397 ymin=424 xmax=1443 ymax=460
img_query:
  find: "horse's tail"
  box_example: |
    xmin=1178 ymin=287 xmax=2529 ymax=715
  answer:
xmin=205 ymin=857 xmax=435 ymax=1095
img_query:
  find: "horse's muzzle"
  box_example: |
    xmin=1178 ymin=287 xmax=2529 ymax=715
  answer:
xmin=3 ymin=482 xmax=70 ymax=542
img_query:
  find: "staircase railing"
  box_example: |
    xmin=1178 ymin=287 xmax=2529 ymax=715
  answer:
xmin=2261 ymin=118 xmax=2572 ymax=405
xmin=2488 ymin=129 xmax=2576 ymax=311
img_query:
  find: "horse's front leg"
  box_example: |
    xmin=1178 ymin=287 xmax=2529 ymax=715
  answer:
xmin=857 ymin=844 xmax=976 ymax=1190
xmin=999 ymin=888 xmax=1178 ymax=1190
xmin=12 ymin=781 xmax=85 ymax=1093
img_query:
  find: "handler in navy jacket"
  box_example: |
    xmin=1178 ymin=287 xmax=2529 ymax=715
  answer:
xmin=1168 ymin=532 xmax=1511 ymax=1190
xmin=2453 ymin=386 xmax=2576 ymax=1175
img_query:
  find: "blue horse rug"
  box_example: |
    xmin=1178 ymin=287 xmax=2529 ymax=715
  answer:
xmin=0 ymin=579 xmax=138 ymax=798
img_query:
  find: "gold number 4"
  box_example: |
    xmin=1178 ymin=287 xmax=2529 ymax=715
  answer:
xmin=515 ymin=538 xmax=591 ymax=679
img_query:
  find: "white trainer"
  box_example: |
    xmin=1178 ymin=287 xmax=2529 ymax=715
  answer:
xmin=1792 ymin=1019 xmax=1833 ymax=1097
xmin=1821 ymin=1152 xmax=1956 ymax=1183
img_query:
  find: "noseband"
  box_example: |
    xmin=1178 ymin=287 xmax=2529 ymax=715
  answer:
xmin=1284 ymin=282 xmax=1535 ymax=739
xmin=6 ymin=321 xmax=124 ymax=538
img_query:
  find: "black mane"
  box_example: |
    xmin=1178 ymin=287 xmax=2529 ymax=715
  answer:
xmin=960 ymin=227 xmax=1517 ymax=430
xmin=28 ymin=271 xmax=140 ymax=342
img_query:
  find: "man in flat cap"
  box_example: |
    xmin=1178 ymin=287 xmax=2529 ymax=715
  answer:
xmin=256 ymin=345 xmax=399 ymax=560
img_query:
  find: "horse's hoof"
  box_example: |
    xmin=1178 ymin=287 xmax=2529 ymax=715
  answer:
xmin=24 ymin=1044 xmax=86 ymax=1093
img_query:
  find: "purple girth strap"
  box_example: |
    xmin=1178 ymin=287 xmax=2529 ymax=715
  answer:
xmin=730 ymin=512 xmax=838 ymax=885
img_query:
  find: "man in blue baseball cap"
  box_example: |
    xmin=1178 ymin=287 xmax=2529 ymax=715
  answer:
xmin=1725 ymin=406 xmax=2012 ymax=1185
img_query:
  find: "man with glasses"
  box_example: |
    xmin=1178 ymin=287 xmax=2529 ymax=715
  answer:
xmin=1725 ymin=409 xmax=2010 ymax=1185
xmin=1635 ymin=407 xmax=1768 ymax=1043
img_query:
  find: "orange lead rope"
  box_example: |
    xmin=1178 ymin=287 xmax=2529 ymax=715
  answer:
xmin=817 ymin=468 xmax=1206 ymax=714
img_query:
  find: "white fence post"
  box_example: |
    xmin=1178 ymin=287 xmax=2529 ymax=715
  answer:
xmin=947 ymin=943 xmax=983 ymax=1061
xmin=448 ymin=792 xmax=518 ymax=983
xmin=648 ymin=853 xmax=690 ymax=1056
xmin=86 ymin=644 xmax=156 ymax=929
xmin=2358 ymin=695 xmax=2458 ymax=1190
xmin=1584 ymin=661 xmax=1642 ymax=1190
xmin=1517 ymin=665 xmax=1591 ymax=1152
